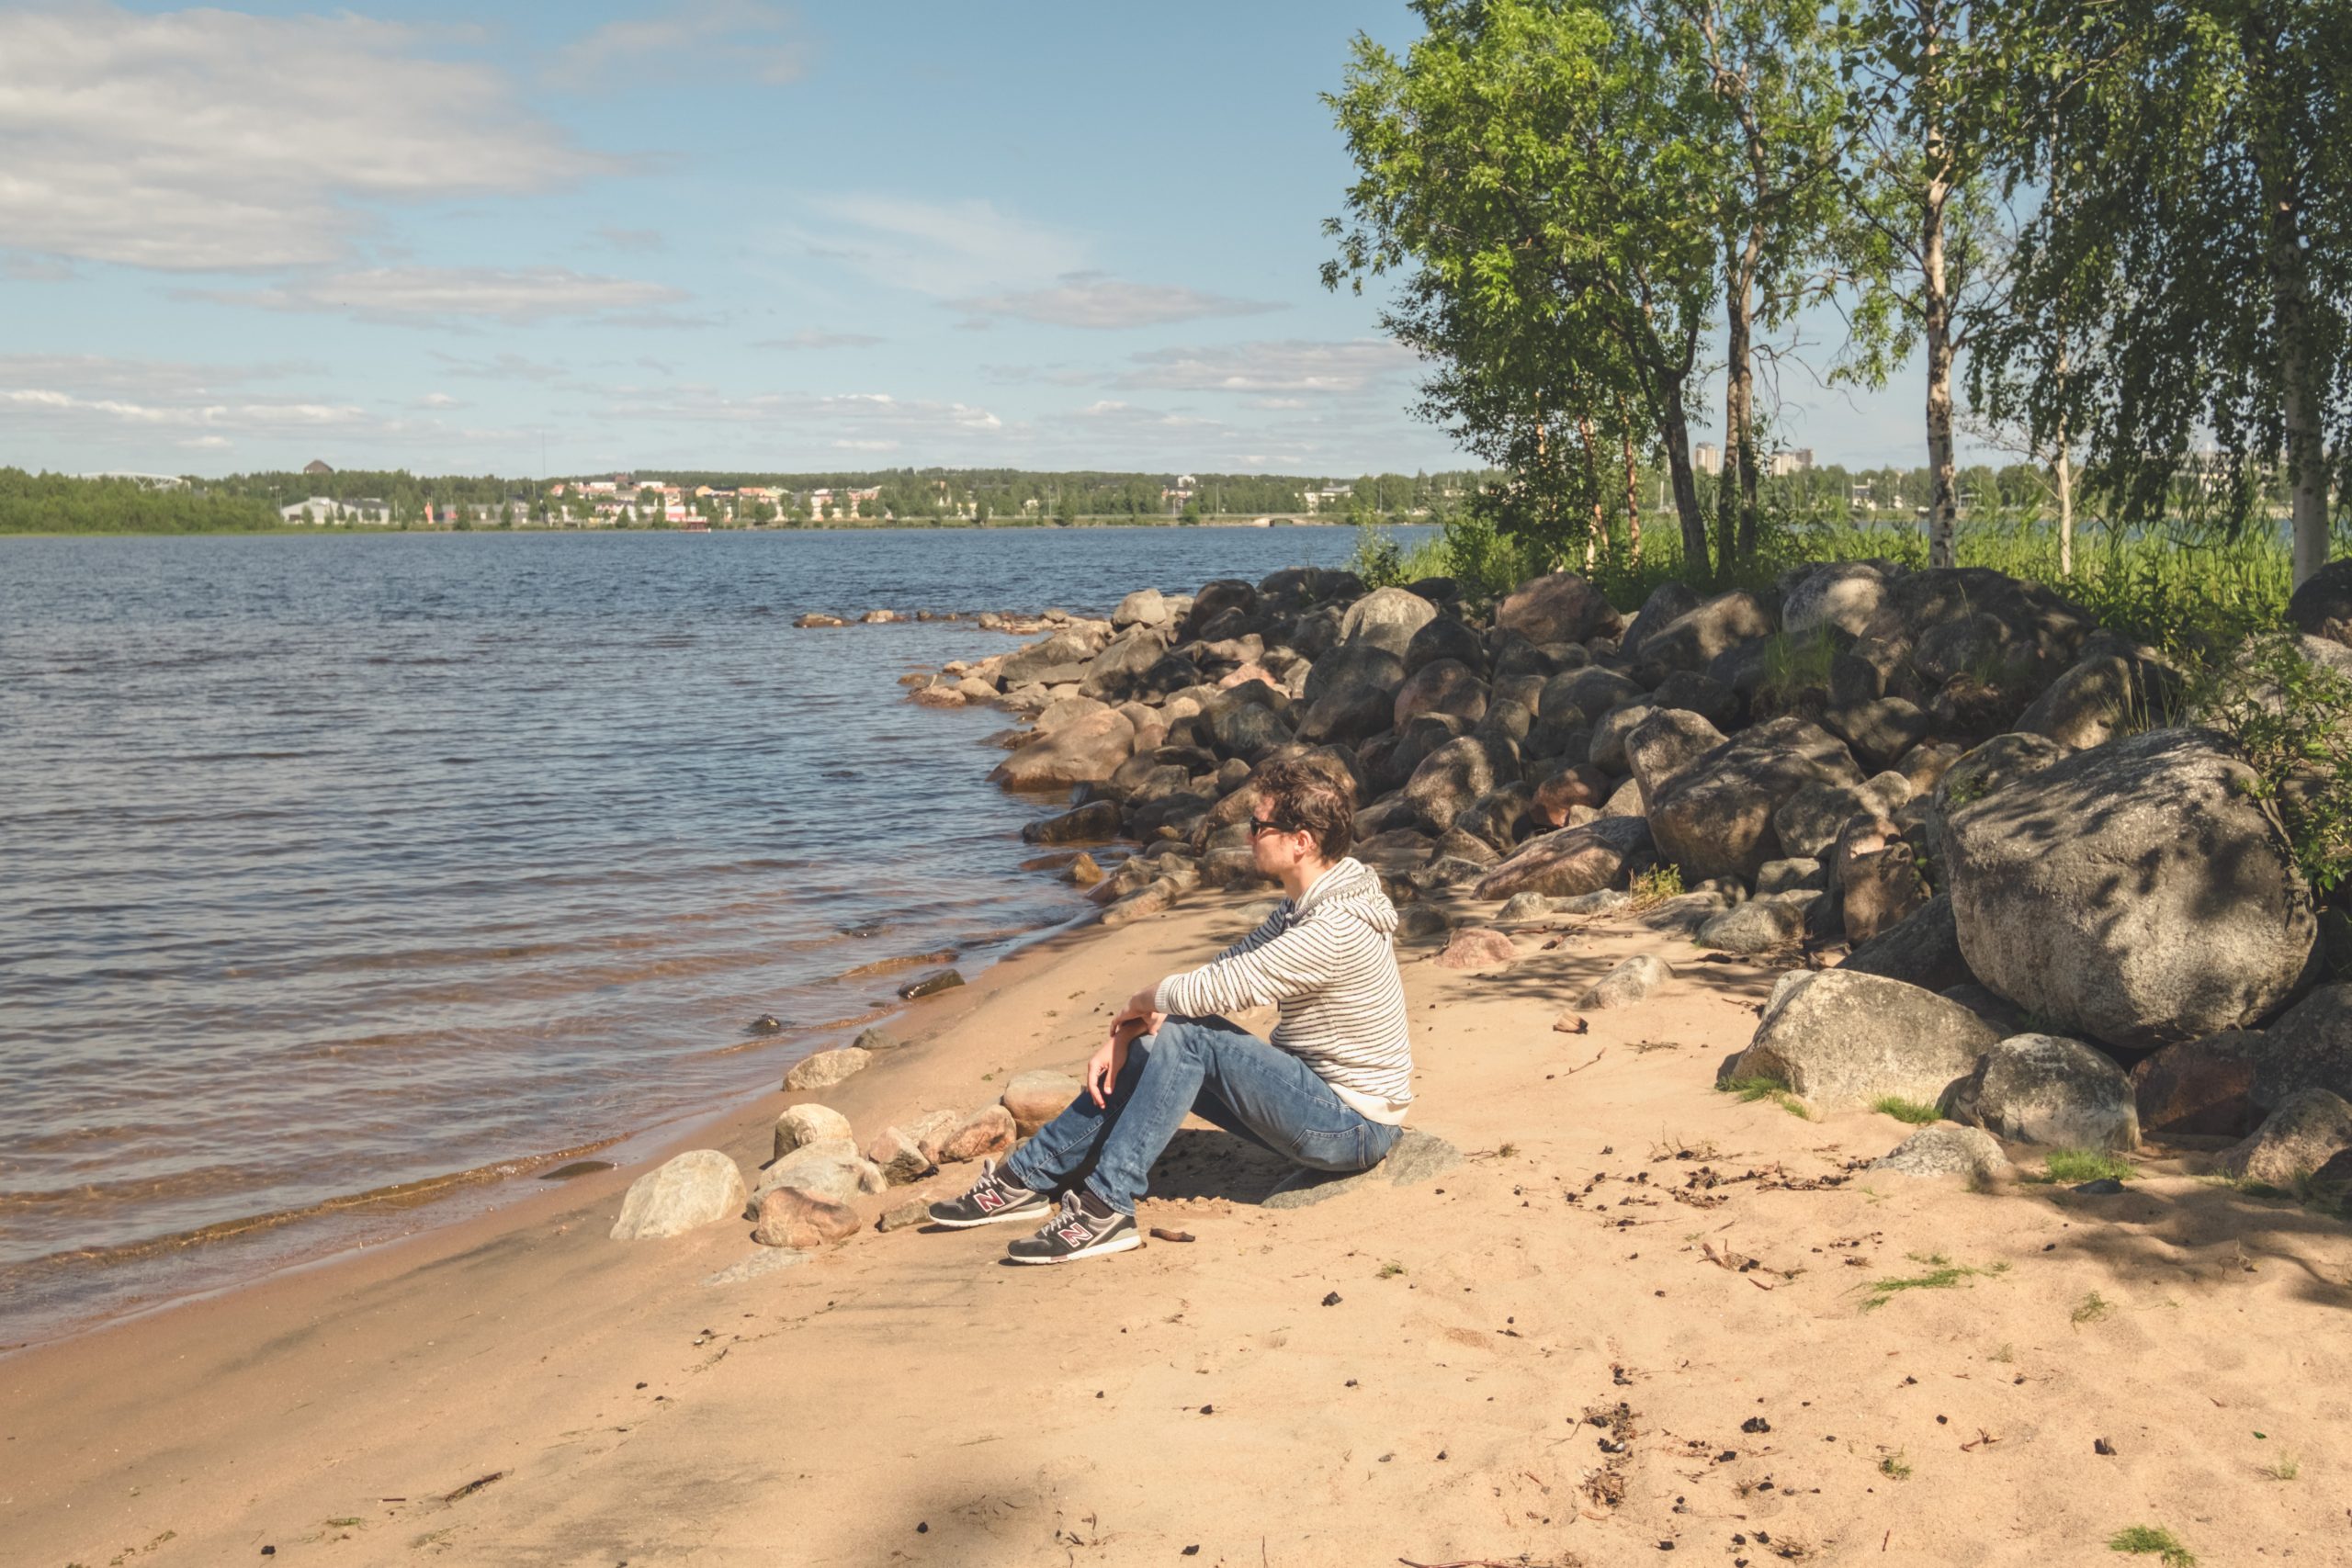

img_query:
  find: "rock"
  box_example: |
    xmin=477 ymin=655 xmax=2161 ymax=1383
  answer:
xmin=1474 ymin=816 xmax=1654 ymax=900
xmin=1771 ymin=772 xmax=1911 ymax=861
xmin=1101 ymin=878 xmax=1181 ymax=928
xmin=2216 ymin=1089 xmax=2352 ymax=1186
xmin=1945 ymin=1033 xmax=2140 ymax=1150
xmin=1557 ymin=888 xmax=1634 ymax=916
xmin=704 ymin=1248 xmax=814 ymax=1283
xmin=1635 ymin=890 xmax=1732 ymax=938
xmin=1393 ymin=659 xmax=1489 ymax=729
xmin=1397 ymin=903 xmax=1454 ymax=942
xmin=1533 ymin=762 xmax=1611 ymax=826
xmin=1820 ymin=697 xmax=1932 ymax=773
xmin=785 ymin=1046 xmax=871 ymax=1092
xmin=751 ymin=1187 xmax=863 ymax=1249
xmin=1841 ymin=844 xmax=1931 ymax=945
xmin=1839 ymin=894 xmax=1973 ymax=993
xmin=929 ymin=1104 xmax=1017 ymax=1165
xmin=1600 ymin=776 xmax=1645 ymax=818
xmin=1297 ymin=643 xmax=1408 ymax=744
xmin=1035 ymin=694 xmax=1112 ymax=734
xmin=865 ymin=1127 xmax=935 ymax=1185
xmin=1922 ymin=731 xmax=2071 ymax=856
xmin=897 ymin=967 xmax=966 ymax=1000
xmin=1404 ymin=615 xmax=1489 ymax=677
xmin=1001 ymin=1070 xmax=1082 ymax=1135
xmin=1620 ymin=580 xmax=1705 ymax=661
xmin=989 ymin=710 xmax=1136 ymax=789
xmin=2286 ymin=558 xmax=2352 ymax=648
xmin=1435 ymin=927 xmax=1517 ymax=970
xmin=1695 ymin=897 xmax=1808 ymax=953
xmin=1497 ymin=571 xmax=1621 ymax=646
xmin=1024 ymin=800 xmax=1125 ymax=845
xmin=1723 ymin=969 xmax=2001 ymax=1111
xmin=2015 ymin=653 xmax=2172 ymax=750
xmin=1577 ymin=953 xmax=1673 ymax=1010
xmin=1646 ymin=716 xmax=1861 ymax=884
xmin=1871 ymin=1123 xmax=2010 ymax=1180
xmin=1450 ymin=784 xmax=1529 ymax=852
xmin=1497 ymin=891 xmax=1552 ymax=922
xmin=1411 ymin=855 xmax=1493 ymax=894
xmin=1624 ymin=708 xmax=1728 ymax=799
xmin=1894 ymin=739 xmax=1967 ymax=795
xmin=2246 ymin=984 xmax=2352 ymax=1108
xmin=609 ymin=1150 xmax=748 ymax=1241
xmin=1208 ymin=700 xmax=1291 ymax=763
xmin=1945 ymin=728 xmax=2319 ymax=1051
xmin=1757 ymin=857 xmax=1824 ymax=895
xmin=1404 ymin=734 xmax=1518 ymax=836
xmin=1941 ymin=982 xmax=2029 ymax=1036
xmin=2131 ymin=1037 xmax=2264 ymax=1138
xmin=850 ymin=1025 xmax=904 ymax=1053
xmin=876 ymin=1193 xmax=937 ymax=1233
xmin=1114 ymin=587 xmax=1171 ymax=628
xmin=1638 ymin=591 xmax=1777 ymax=673
xmin=998 ymin=630 xmax=1102 ymax=688
xmin=1546 ymin=665 xmax=1646 ymax=720
xmin=1587 ymin=702 xmax=1657 ymax=775
xmin=775 ymin=1102 xmax=854 ymax=1161
xmin=749 ymin=1139 xmax=883 ymax=1209
xmin=1782 ymin=561 xmax=1891 ymax=639
xmin=1261 ymin=1129 xmax=1464 ymax=1209
xmin=1337 ymin=584 xmax=1440 ymax=656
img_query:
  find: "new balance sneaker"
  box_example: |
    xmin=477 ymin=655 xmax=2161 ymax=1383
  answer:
xmin=1005 ymin=1190 xmax=1141 ymax=1265
xmin=926 ymin=1157 xmax=1050 ymax=1228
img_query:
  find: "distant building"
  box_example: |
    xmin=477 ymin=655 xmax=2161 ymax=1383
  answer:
xmin=1767 ymin=448 xmax=1815 ymax=478
xmin=302 ymin=458 xmax=334 ymax=476
xmin=1694 ymin=443 xmax=1723 ymax=475
xmin=279 ymin=495 xmax=390 ymax=525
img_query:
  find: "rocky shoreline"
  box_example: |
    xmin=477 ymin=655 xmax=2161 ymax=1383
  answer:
xmin=869 ymin=557 xmax=2352 ymax=1201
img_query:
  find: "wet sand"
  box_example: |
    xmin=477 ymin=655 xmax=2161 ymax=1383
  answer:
xmin=11 ymin=887 xmax=2352 ymax=1567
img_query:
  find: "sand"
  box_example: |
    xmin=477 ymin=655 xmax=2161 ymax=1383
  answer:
xmin=10 ymin=887 xmax=2352 ymax=1567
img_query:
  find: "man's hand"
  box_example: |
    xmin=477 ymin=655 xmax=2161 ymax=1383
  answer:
xmin=1090 ymin=987 xmax=1165 ymax=1107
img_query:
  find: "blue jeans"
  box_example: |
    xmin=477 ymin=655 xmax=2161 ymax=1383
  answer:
xmin=1003 ymin=1014 xmax=1403 ymax=1214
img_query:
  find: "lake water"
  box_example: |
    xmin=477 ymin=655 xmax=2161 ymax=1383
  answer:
xmin=0 ymin=525 xmax=1430 ymax=1345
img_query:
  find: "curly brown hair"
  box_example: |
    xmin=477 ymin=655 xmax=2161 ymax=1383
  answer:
xmin=1250 ymin=754 xmax=1356 ymax=861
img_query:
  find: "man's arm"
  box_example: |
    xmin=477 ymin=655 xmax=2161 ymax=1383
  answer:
xmin=1152 ymin=919 xmax=1359 ymax=1020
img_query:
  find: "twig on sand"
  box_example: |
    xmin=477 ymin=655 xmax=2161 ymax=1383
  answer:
xmin=1556 ymin=1048 xmax=1606 ymax=1077
xmin=443 ymin=1472 xmax=504 ymax=1503
xmin=1400 ymin=1559 xmax=1572 ymax=1568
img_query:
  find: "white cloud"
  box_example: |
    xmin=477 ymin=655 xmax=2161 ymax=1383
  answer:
xmin=952 ymin=272 xmax=1283 ymax=331
xmin=754 ymin=330 xmax=886 ymax=351
xmin=557 ymin=1 xmax=805 ymax=85
xmin=416 ymin=391 xmax=465 ymax=409
xmin=583 ymin=383 xmax=1010 ymax=457
xmin=797 ymin=195 xmax=1084 ymax=296
xmin=0 ymin=385 xmax=367 ymax=430
xmin=596 ymin=227 xmax=666 ymax=254
xmin=0 ymin=4 xmax=615 ymax=270
xmin=199 ymin=267 xmax=690 ymax=326
xmin=1118 ymin=338 xmax=1419 ymax=394
xmin=431 ymin=351 xmax=571 ymax=383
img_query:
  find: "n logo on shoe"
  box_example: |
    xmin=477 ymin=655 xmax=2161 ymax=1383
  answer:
xmin=975 ymin=1190 xmax=1005 ymax=1211
xmin=1057 ymin=1222 xmax=1092 ymax=1246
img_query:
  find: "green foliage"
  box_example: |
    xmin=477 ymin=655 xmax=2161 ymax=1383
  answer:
xmin=2109 ymin=1524 xmax=2196 ymax=1567
xmin=1628 ymin=863 xmax=1686 ymax=905
xmin=0 ymin=468 xmax=278 ymax=534
xmin=2195 ymin=633 xmax=2352 ymax=896
xmin=1871 ymin=1096 xmax=1941 ymax=1125
xmin=1719 ymin=1073 xmax=1811 ymax=1119
xmin=2073 ymin=1291 xmax=2115 ymax=1325
xmin=2042 ymin=1150 xmax=2139 ymax=1184
xmin=1347 ymin=524 xmax=1410 ymax=589
xmin=1878 ymin=1450 xmax=1913 ymax=1480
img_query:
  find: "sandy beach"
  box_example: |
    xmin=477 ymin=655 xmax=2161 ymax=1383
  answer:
xmin=13 ymin=880 xmax=2351 ymax=1568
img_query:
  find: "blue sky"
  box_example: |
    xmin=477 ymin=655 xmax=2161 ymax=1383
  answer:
xmin=0 ymin=0 xmax=1930 ymax=479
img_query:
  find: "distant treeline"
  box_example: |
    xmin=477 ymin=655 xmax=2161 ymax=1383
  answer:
xmin=0 ymin=468 xmax=277 ymax=535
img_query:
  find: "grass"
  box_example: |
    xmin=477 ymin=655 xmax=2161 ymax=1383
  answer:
xmin=1871 ymin=1095 xmax=1941 ymax=1125
xmin=1627 ymin=863 xmax=1685 ymax=908
xmin=1877 ymin=1450 xmax=1913 ymax=1480
xmin=2073 ymin=1291 xmax=2115 ymax=1325
xmin=2109 ymin=1523 xmax=2197 ymax=1566
xmin=2259 ymin=1452 xmax=2301 ymax=1482
xmin=1859 ymin=1252 xmax=2009 ymax=1311
xmin=1379 ymin=1261 xmax=1407 ymax=1279
xmin=2041 ymin=1149 xmax=2139 ymax=1184
xmin=1719 ymin=1074 xmax=1813 ymax=1120
xmin=1988 ymin=1341 xmax=2016 ymax=1364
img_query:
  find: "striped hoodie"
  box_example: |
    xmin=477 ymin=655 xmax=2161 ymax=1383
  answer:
xmin=1153 ymin=855 xmax=1414 ymax=1124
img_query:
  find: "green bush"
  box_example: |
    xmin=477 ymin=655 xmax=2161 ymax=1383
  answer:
xmin=2194 ymin=632 xmax=2352 ymax=896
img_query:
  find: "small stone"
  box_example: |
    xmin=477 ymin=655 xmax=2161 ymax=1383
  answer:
xmin=1001 ymin=1070 xmax=1082 ymax=1136
xmin=2073 ymin=1177 xmax=2126 ymax=1195
xmin=748 ymin=1139 xmax=881 ymax=1209
xmin=1741 ymin=1416 xmax=1771 ymax=1434
xmin=775 ymin=1102 xmax=854 ymax=1161
xmin=930 ymin=1104 xmax=1017 ymax=1165
xmin=1871 ymin=1123 xmax=2009 ymax=1180
xmin=865 ymin=1126 xmax=934 ymax=1186
xmin=1554 ymin=1012 xmax=1589 ymax=1034
xmin=1497 ymin=891 xmax=1552 ymax=923
xmin=1068 ymin=852 xmax=1104 ymax=886
xmin=1262 ymin=1130 xmax=1463 ymax=1210
xmin=609 ymin=1150 xmax=747 ymax=1241
xmin=1322 ymin=1291 xmax=1343 ymax=1306
xmin=898 ymin=968 xmax=966 ymax=1000
xmin=750 ymin=1187 xmax=862 ymax=1249
xmin=1577 ymin=953 xmax=1674 ymax=1010
xmin=1435 ymin=927 xmax=1517 ymax=970
xmin=785 ymin=1046 xmax=871 ymax=1092
xmin=877 ymin=1194 xmax=934 ymax=1232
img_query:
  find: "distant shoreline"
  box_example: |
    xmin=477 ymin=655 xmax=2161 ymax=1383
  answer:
xmin=0 ymin=516 xmax=1385 ymax=540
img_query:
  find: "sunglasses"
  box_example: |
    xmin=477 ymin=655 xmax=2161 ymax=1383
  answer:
xmin=1249 ymin=816 xmax=1305 ymax=838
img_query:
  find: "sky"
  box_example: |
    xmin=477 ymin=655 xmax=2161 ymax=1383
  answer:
xmin=0 ymin=0 xmax=1935 ymax=479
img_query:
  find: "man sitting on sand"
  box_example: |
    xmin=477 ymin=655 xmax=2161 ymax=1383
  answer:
xmin=929 ymin=756 xmax=1414 ymax=1263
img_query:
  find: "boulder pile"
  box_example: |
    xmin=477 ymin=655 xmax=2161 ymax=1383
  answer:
xmin=874 ymin=555 xmax=2348 ymax=1185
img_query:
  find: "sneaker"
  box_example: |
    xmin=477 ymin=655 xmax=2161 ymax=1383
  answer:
xmin=926 ymin=1157 xmax=1050 ymax=1228
xmin=1005 ymin=1190 xmax=1141 ymax=1265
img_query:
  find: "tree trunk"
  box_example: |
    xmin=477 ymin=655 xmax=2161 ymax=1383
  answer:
xmin=2054 ymin=434 xmax=2074 ymax=579
xmin=1612 ymin=392 xmax=1644 ymax=569
xmin=1724 ymin=229 xmax=1764 ymax=563
xmin=1577 ymin=410 xmax=1608 ymax=570
xmin=1659 ymin=368 xmax=1711 ymax=580
xmin=2248 ymin=17 xmax=2331 ymax=585
xmin=1919 ymin=4 xmax=1958 ymax=570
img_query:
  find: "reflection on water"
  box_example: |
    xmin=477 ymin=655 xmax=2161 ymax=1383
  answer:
xmin=0 ymin=525 xmax=1426 ymax=1343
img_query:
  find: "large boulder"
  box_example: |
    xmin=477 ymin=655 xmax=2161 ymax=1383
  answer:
xmin=1079 ymin=626 xmax=1171 ymax=702
xmin=1722 ymin=969 xmax=2001 ymax=1111
xmin=997 ymin=630 xmax=1101 ymax=688
xmin=1183 ymin=579 xmax=1257 ymax=637
xmin=1625 ymin=708 xmax=1729 ymax=801
xmin=1695 ymin=896 xmax=1811 ymax=953
xmin=750 ymin=1187 xmax=862 ymax=1249
xmin=774 ymin=1102 xmax=854 ymax=1161
xmin=1944 ymin=728 xmax=2319 ymax=1051
xmin=1772 ymin=773 xmax=1912 ymax=861
xmin=1944 ymin=1033 xmax=2140 ymax=1150
xmin=1338 ymin=585 xmax=1440 ymax=656
xmin=748 ymin=1139 xmax=884 ymax=1210
xmin=1587 ymin=701 xmax=1658 ymax=775
xmin=1839 ymin=894 xmax=1973 ymax=993
xmin=785 ymin=1045 xmax=872 ymax=1092
xmin=1393 ymin=659 xmax=1489 ymax=729
xmin=2249 ymin=984 xmax=2352 ymax=1107
xmin=2131 ymin=1034 xmax=2265 ymax=1138
xmin=1645 ymin=717 xmax=1862 ymax=884
xmin=1001 ymin=1070 xmax=1082 ymax=1135
xmin=1841 ymin=843 xmax=1931 ymax=946
xmin=1576 ymin=953 xmax=1675 ymax=1010
xmin=1497 ymin=571 xmax=1621 ymax=646
xmin=1113 ymin=587 xmax=1170 ymax=628
xmin=1782 ymin=561 xmax=1893 ymax=640
xmin=1404 ymin=614 xmax=1489 ymax=677
xmin=1404 ymin=734 xmax=1519 ymax=836
xmin=1620 ymin=581 xmax=1704 ymax=661
xmin=989 ymin=709 xmax=1136 ymax=789
xmin=2286 ymin=558 xmax=2352 ymax=649
xmin=1296 ymin=643 xmax=1407 ymax=743
xmin=1637 ymin=591 xmax=1776 ymax=674
xmin=610 ymin=1150 xmax=747 ymax=1240
xmin=2014 ymin=653 xmax=2172 ymax=751
xmin=1922 ymin=731 xmax=2072 ymax=858
xmin=1475 ymin=815 xmax=1653 ymax=900
xmin=2216 ymin=1089 xmax=2352 ymax=1186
